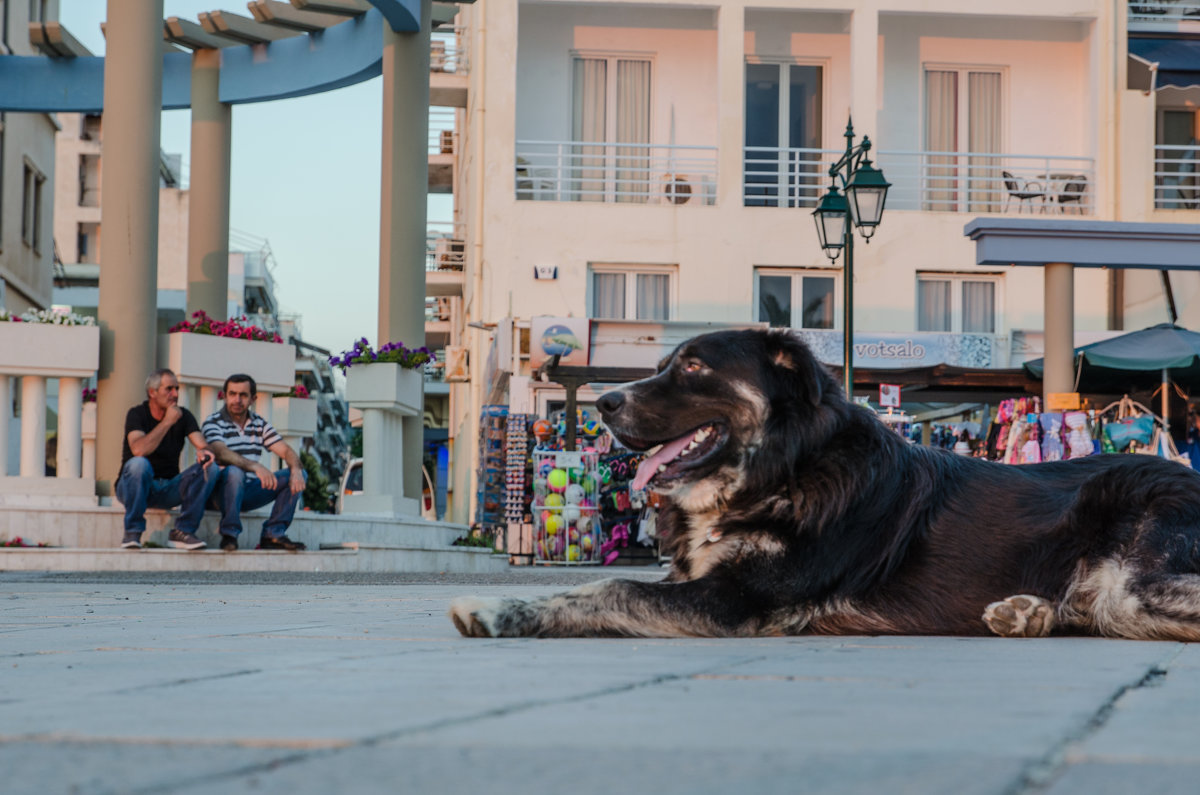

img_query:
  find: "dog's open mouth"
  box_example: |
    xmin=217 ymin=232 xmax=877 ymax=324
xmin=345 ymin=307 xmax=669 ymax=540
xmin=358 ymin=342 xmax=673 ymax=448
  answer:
xmin=631 ymin=422 xmax=727 ymax=491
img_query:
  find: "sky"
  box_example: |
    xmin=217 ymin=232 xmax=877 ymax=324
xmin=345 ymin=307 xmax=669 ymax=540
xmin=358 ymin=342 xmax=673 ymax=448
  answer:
xmin=59 ymin=1 xmax=452 ymax=357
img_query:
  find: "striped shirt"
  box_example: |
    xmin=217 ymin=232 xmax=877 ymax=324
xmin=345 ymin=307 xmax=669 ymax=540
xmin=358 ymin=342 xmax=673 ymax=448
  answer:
xmin=201 ymin=409 xmax=282 ymax=464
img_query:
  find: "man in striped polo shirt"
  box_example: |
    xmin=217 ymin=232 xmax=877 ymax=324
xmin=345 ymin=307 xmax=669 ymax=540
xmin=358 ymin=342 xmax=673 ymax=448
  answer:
xmin=202 ymin=373 xmax=308 ymax=551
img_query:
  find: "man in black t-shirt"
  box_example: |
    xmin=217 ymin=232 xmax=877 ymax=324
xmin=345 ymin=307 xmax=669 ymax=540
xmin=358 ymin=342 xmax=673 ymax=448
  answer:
xmin=115 ymin=369 xmax=222 ymax=550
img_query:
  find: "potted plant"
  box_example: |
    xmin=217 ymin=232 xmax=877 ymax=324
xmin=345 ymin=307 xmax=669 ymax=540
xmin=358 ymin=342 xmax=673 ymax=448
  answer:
xmin=0 ymin=308 xmax=99 ymax=377
xmin=270 ymin=383 xmax=318 ymax=439
xmin=164 ymin=310 xmax=294 ymax=394
xmin=332 ymin=338 xmax=433 ymax=416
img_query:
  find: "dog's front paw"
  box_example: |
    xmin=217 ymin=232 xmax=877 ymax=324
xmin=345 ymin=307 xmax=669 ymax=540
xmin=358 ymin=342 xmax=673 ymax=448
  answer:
xmin=983 ymin=594 xmax=1055 ymax=638
xmin=449 ymin=596 xmax=513 ymax=637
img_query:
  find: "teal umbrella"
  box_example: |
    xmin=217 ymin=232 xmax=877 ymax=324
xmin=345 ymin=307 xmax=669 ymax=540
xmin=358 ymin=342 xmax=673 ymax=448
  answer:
xmin=1024 ymin=323 xmax=1200 ymax=425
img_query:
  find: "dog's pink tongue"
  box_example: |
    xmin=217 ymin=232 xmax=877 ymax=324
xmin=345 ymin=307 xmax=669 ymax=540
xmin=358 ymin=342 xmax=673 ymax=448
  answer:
xmin=632 ymin=433 xmax=694 ymax=491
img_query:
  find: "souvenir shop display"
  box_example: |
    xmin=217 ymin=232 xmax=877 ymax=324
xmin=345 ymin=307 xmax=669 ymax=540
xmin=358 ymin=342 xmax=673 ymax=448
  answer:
xmin=475 ymin=405 xmax=507 ymax=531
xmin=531 ymin=449 xmax=601 ymax=564
xmin=504 ymin=413 xmax=531 ymax=525
xmin=875 ymin=408 xmax=913 ymax=440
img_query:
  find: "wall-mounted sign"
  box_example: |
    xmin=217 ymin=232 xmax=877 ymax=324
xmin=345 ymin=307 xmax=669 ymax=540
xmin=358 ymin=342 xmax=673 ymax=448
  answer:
xmin=529 ymin=316 xmax=589 ymax=368
xmin=879 ymin=383 xmax=901 ymax=408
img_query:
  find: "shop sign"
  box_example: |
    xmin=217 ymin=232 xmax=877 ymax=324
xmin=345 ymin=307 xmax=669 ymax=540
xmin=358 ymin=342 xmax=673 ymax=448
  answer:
xmin=879 ymin=384 xmax=901 ymax=407
xmin=530 ymin=316 xmax=590 ymax=368
xmin=1047 ymin=392 xmax=1081 ymax=411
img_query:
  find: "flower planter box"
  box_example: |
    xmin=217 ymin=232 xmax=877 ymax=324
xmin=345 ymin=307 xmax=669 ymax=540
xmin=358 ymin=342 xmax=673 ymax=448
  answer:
xmin=270 ymin=396 xmax=318 ymax=438
xmin=163 ymin=332 xmax=295 ymax=393
xmin=0 ymin=324 xmax=99 ymax=377
xmin=345 ymin=363 xmax=423 ymax=416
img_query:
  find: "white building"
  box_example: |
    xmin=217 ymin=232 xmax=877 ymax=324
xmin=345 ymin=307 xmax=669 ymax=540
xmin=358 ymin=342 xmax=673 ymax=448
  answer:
xmin=0 ymin=1 xmax=60 ymax=316
xmin=426 ymin=1 xmax=1200 ymax=525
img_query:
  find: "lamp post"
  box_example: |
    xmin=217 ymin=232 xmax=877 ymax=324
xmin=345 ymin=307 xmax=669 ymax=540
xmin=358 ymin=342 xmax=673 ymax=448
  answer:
xmin=812 ymin=117 xmax=891 ymax=399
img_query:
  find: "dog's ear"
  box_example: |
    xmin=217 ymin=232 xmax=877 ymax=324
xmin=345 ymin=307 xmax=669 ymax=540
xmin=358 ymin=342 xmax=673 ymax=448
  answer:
xmin=767 ymin=331 xmax=825 ymax=407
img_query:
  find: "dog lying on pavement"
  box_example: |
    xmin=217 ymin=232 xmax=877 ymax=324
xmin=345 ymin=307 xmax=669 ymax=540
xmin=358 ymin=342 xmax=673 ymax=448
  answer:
xmin=450 ymin=328 xmax=1200 ymax=639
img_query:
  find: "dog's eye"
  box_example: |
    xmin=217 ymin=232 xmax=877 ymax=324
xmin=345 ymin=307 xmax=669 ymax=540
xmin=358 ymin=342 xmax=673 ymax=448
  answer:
xmin=682 ymin=359 xmax=705 ymax=374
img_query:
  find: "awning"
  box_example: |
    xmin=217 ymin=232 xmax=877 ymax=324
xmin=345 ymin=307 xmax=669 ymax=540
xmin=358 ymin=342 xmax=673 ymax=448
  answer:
xmin=1129 ymin=38 xmax=1200 ymax=89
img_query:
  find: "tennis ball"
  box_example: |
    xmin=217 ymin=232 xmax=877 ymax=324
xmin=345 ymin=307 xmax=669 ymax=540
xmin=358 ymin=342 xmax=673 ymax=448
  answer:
xmin=544 ymin=514 xmax=564 ymax=535
xmin=544 ymin=493 xmax=564 ymax=508
xmin=548 ymin=468 xmax=568 ymax=492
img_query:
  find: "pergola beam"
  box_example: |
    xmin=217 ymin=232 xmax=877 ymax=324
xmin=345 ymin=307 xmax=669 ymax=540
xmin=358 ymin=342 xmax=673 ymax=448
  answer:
xmin=291 ymin=0 xmax=372 ymax=16
xmin=199 ymin=10 xmax=298 ymax=44
xmin=165 ymin=16 xmax=230 ymax=49
xmin=29 ymin=21 xmax=92 ymax=58
xmin=248 ymin=0 xmax=342 ymax=32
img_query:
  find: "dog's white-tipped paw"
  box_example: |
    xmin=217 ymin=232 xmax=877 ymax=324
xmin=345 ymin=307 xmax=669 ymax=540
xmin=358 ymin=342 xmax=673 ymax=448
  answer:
xmin=448 ymin=596 xmax=507 ymax=637
xmin=983 ymin=594 xmax=1055 ymax=638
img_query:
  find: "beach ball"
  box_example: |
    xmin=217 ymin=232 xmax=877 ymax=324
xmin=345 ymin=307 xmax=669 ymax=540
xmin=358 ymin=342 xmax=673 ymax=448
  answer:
xmin=544 ymin=514 xmax=564 ymax=536
xmin=544 ymin=493 xmax=564 ymax=508
xmin=548 ymin=468 xmax=568 ymax=492
xmin=538 ymin=460 xmax=554 ymax=478
xmin=576 ymin=515 xmax=592 ymax=534
xmin=582 ymin=420 xmax=602 ymax=436
xmin=567 ymin=544 xmax=581 ymax=562
xmin=563 ymin=505 xmax=581 ymax=523
xmin=532 ymin=419 xmax=553 ymax=441
xmin=564 ymin=484 xmax=585 ymax=505
xmin=581 ymin=534 xmax=594 ymax=552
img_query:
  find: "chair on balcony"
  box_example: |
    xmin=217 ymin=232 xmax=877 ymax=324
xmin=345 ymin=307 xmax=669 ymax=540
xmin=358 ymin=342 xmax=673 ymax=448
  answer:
xmin=1002 ymin=171 xmax=1045 ymax=213
xmin=1054 ymin=175 xmax=1088 ymax=214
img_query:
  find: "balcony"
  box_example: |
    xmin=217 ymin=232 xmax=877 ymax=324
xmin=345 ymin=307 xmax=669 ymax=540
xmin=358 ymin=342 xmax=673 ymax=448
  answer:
xmin=425 ymin=221 xmax=465 ymax=297
xmin=744 ymin=147 xmax=1095 ymax=215
xmin=1154 ymin=145 xmax=1200 ymax=209
xmin=428 ymin=107 xmax=457 ymax=194
xmin=514 ymin=141 xmax=717 ymax=205
xmin=1129 ymin=1 xmax=1200 ymax=32
xmin=430 ymin=26 xmax=468 ymax=107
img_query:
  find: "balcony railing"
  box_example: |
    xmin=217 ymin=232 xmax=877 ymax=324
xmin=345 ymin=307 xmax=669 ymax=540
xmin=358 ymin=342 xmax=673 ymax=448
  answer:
xmin=514 ymin=141 xmax=717 ymax=205
xmin=428 ymin=107 xmax=457 ymax=156
xmin=1129 ymin=1 xmax=1200 ymax=24
xmin=431 ymin=26 xmax=468 ymax=74
xmin=1154 ymin=144 xmax=1200 ymax=209
xmin=426 ymin=221 xmax=465 ymax=271
xmin=744 ymin=147 xmax=1094 ymax=214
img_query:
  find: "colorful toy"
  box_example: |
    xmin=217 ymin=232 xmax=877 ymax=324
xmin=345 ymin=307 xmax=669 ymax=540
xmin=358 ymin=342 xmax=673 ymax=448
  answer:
xmin=580 ymin=534 xmax=594 ymax=552
xmin=563 ymin=505 xmax=581 ymax=523
xmin=567 ymin=526 xmax=580 ymax=543
xmin=576 ymin=515 xmax=592 ymax=534
xmin=547 ymin=468 xmax=568 ymax=492
xmin=538 ymin=460 xmax=554 ymax=478
xmin=544 ymin=513 xmax=564 ymax=536
xmin=582 ymin=420 xmax=602 ymax=436
xmin=544 ymin=493 xmax=564 ymax=507
xmin=532 ymin=419 xmax=553 ymax=441
xmin=566 ymin=544 xmax=581 ymax=562
xmin=564 ymin=483 xmax=585 ymax=504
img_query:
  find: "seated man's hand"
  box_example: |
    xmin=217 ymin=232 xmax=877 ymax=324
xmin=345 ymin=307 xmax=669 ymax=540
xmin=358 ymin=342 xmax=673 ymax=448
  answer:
xmin=197 ymin=449 xmax=216 ymax=468
xmin=250 ymin=463 xmax=277 ymax=491
xmin=290 ymin=468 xmax=305 ymax=495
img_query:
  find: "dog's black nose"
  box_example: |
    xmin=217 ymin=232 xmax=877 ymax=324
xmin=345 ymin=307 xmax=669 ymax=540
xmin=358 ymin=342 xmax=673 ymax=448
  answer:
xmin=596 ymin=390 xmax=625 ymax=416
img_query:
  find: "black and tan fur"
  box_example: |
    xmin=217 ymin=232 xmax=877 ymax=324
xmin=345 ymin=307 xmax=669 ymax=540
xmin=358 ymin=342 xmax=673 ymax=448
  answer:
xmin=450 ymin=328 xmax=1200 ymax=639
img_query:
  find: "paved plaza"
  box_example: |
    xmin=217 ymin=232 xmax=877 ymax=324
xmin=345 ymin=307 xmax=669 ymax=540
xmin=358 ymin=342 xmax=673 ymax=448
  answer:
xmin=2 ymin=568 xmax=1199 ymax=795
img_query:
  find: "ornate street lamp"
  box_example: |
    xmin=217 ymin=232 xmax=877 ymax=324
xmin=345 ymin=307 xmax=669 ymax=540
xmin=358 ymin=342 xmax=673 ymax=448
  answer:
xmin=812 ymin=117 xmax=891 ymax=398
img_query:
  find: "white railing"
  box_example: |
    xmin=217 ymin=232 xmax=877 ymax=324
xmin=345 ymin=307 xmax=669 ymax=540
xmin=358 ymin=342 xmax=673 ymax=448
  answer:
xmin=425 ymin=221 xmax=466 ymax=271
xmin=1129 ymin=1 xmax=1200 ymax=24
xmin=431 ymin=26 xmax=468 ymax=74
xmin=514 ymin=141 xmax=717 ymax=205
xmin=1154 ymin=145 xmax=1200 ymax=209
xmin=744 ymin=148 xmax=1094 ymax=214
xmin=875 ymin=151 xmax=1095 ymax=214
xmin=428 ymin=107 xmax=457 ymax=156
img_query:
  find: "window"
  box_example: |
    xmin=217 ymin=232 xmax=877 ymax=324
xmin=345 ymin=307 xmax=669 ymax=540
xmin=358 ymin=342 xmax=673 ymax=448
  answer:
xmin=916 ymin=274 xmax=1000 ymax=333
xmin=755 ymin=269 xmax=837 ymax=330
xmin=572 ymin=53 xmax=652 ymax=203
xmin=22 ymin=162 xmax=45 ymax=253
xmin=744 ymin=61 xmax=824 ymax=207
xmin=590 ymin=265 xmax=673 ymax=321
xmin=924 ymin=66 xmax=1004 ymax=212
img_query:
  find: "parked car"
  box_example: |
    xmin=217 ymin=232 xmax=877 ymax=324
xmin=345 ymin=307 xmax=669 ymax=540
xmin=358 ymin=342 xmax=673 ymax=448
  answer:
xmin=336 ymin=458 xmax=436 ymax=519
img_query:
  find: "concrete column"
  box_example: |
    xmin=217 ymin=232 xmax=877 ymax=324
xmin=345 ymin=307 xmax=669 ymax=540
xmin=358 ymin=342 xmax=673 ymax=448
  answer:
xmin=849 ymin=6 xmax=879 ymax=138
xmin=57 ymin=376 xmax=83 ymax=479
xmin=379 ymin=0 xmax=431 ymax=504
xmin=1043 ymin=262 xmax=1076 ymax=402
xmin=187 ymin=47 xmax=232 ymax=321
xmin=19 ymin=376 xmax=46 ymax=477
xmin=716 ymin=4 xmax=745 ymax=207
xmin=198 ymin=386 xmax=220 ymax=425
xmin=95 ymin=0 xmax=165 ymax=496
xmin=0 ymin=376 xmax=9 ymax=476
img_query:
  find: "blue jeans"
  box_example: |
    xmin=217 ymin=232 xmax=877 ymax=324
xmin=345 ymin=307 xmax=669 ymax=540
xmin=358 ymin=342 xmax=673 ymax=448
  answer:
xmin=115 ymin=457 xmax=224 ymax=534
xmin=210 ymin=467 xmax=306 ymax=540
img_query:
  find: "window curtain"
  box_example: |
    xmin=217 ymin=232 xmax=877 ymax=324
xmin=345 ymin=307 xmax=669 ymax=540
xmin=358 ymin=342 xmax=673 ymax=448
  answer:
xmin=917 ymin=279 xmax=952 ymax=332
xmin=968 ymin=72 xmax=1003 ymax=213
xmin=615 ymin=59 xmax=651 ymax=203
xmin=962 ymin=281 xmax=996 ymax=333
xmin=924 ymin=70 xmax=958 ymax=212
xmin=593 ymin=272 xmax=626 ymax=318
xmin=801 ymin=276 xmax=835 ymax=329
xmin=572 ymin=58 xmax=607 ymax=202
xmin=636 ymin=273 xmax=670 ymax=320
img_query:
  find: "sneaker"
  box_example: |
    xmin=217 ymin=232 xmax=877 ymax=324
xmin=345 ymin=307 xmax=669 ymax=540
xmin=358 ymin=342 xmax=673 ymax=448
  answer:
xmin=167 ymin=529 xmax=206 ymax=550
xmin=259 ymin=535 xmax=306 ymax=552
xmin=219 ymin=534 xmax=239 ymax=552
xmin=120 ymin=533 xmax=143 ymax=550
